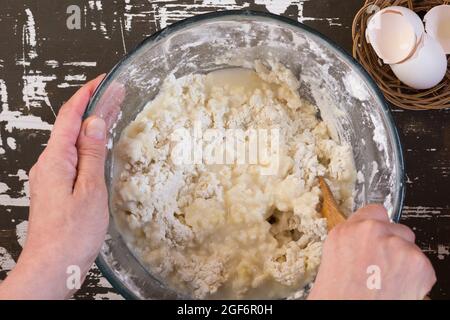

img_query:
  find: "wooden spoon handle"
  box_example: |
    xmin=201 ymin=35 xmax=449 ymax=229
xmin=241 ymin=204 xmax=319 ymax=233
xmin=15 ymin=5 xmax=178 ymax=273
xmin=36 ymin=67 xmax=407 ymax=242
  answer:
xmin=318 ymin=176 xmax=346 ymax=231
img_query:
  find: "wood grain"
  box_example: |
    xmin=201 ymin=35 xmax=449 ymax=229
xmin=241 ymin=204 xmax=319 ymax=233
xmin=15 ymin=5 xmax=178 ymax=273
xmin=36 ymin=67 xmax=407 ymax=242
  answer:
xmin=318 ymin=177 xmax=347 ymax=230
xmin=0 ymin=0 xmax=448 ymax=299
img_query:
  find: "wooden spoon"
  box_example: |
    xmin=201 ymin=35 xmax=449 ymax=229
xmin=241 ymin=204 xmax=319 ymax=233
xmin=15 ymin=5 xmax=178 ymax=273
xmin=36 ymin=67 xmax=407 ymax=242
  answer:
xmin=318 ymin=176 xmax=346 ymax=231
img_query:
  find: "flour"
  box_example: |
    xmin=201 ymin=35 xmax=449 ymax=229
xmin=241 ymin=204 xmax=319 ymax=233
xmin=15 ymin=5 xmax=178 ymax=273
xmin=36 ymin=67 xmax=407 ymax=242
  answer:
xmin=343 ymin=72 xmax=370 ymax=101
xmin=113 ymin=61 xmax=356 ymax=299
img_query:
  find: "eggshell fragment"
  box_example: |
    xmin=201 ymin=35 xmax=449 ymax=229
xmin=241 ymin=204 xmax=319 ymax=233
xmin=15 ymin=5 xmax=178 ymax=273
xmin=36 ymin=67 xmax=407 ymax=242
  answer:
xmin=424 ymin=4 xmax=450 ymax=54
xmin=390 ymin=34 xmax=447 ymax=90
xmin=366 ymin=6 xmax=425 ymax=64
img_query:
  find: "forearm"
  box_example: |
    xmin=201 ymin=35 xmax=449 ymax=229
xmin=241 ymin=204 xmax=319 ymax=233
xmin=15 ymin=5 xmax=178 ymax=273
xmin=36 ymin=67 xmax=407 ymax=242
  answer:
xmin=0 ymin=245 xmax=91 ymax=300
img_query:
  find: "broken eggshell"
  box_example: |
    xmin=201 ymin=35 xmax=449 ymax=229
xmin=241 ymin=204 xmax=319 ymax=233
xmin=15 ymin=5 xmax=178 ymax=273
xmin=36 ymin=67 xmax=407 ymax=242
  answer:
xmin=424 ymin=4 xmax=450 ymax=54
xmin=366 ymin=6 xmax=424 ymax=64
xmin=390 ymin=33 xmax=447 ymax=90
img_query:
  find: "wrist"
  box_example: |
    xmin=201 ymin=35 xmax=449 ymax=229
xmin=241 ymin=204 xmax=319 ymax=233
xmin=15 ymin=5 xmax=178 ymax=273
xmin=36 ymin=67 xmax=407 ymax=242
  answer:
xmin=0 ymin=241 xmax=93 ymax=299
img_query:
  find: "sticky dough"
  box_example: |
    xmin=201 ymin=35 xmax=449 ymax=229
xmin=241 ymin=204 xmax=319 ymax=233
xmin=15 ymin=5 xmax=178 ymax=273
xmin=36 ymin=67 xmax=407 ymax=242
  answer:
xmin=113 ymin=61 xmax=356 ymax=299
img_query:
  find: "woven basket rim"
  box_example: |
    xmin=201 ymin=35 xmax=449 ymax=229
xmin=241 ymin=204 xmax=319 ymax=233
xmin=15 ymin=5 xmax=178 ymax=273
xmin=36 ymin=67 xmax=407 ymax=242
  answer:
xmin=352 ymin=0 xmax=450 ymax=110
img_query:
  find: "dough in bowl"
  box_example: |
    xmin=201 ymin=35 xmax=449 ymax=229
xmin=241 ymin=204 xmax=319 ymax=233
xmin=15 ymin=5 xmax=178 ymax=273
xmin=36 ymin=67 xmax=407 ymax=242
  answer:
xmin=112 ymin=61 xmax=356 ymax=299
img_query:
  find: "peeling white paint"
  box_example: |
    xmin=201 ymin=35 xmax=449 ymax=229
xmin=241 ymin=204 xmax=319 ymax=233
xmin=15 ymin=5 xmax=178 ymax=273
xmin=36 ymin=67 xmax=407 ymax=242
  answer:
xmin=204 ymin=0 xmax=237 ymax=4
xmin=402 ymin=206 xmax=444 ymax=218
xmin=4 ymin=170 xmax=31 ymax=205
xmin=0 ymin=247 xmax=16 ymax=272
xmin=0 ymin=195 xmax=29 ymax=207
xmin=87 ymin=1 xmax=109 ymax=38
xmin=45 ymin=60 xmax=59 ymax=68
xmin=1 ymin=77 xmax=53 ymax=131
xmin=438 ymin=245 xmax=450 ymax=260
xmin=255 ymin=0 xmax=297 ymax=15
xmin=88 ymin=0 xmax=103 ymax=11
xmin=0 ymin=110 xmax=53 ymax=132
xmin=24 ymin=8 xmax=37 ymax=60
xmin=119 ymin=17 xmax=127 ymax=54
xmin=64 ymin=74 xmax=87 ymax=82
xmin=0 ymin=182 xmax=9 ymax=194
xmin=57 ymin=83 xmax=83 ymax=88
xmin=63 ymin=61 xmax=97 ymax=67
xmin=99 ymin=22 xmax=108 ymax=37
xmin=15 ymin=59 xmax=30 ymax=67
xmin=92 ymin=292 xmax=124 ymax=300
xmin=14 ymin=169 xmax=28 ymax=181
xmin=22 ymin=73 xmax=57 ymax=115
xmin=6 ymin=137 xmax=16 ymax=150
xmin=0 ymin=79 xmax=8 ymax=109
xmin=146 ymin=0 xmax=342 ymax=32
xmin=16 ymin=221 xmax=28 ymax=248
xmin=156 ymin=6 xmax=168 ymax=29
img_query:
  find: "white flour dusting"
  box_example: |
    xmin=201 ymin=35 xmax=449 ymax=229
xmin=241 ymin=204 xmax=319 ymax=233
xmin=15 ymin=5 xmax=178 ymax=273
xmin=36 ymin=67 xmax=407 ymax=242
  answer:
xmin=113 ymin=62 xmax=355 ymax=299
xmin=343 ymin=72 xmax=370 ymax=101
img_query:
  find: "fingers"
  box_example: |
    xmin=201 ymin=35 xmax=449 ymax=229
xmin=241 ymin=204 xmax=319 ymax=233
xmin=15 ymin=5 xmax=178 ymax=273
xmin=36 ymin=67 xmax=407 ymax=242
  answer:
xmin=349 ymin=204 xmax=415 ymax=243
xmin=28 ymin=75 xmax=105 ymax=195
xmin=388 ymin=223 xmax=416 ymax=243
xmin=414 ymin=246 xmax=437 ymax=298
xmin=74 ymin=116 xmax=107 ymax=195
xmin=349 ymin=204 xmax=390 ymax=222
xmin=48 ymin=74 xmax=105 ymax=151
xmin=93 ymin=80 xmax=125 ymax=131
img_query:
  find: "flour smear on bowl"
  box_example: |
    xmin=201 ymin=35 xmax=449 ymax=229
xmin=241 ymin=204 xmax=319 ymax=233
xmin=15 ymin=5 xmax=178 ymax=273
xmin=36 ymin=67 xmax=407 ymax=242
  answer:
xmin=112 ymin=61 xmax=356 ymax=299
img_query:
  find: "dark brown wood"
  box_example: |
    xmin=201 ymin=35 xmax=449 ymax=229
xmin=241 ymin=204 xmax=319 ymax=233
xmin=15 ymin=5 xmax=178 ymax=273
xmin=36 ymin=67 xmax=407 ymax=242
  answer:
xmin=0 ymin=0 xmax=448 ymax=299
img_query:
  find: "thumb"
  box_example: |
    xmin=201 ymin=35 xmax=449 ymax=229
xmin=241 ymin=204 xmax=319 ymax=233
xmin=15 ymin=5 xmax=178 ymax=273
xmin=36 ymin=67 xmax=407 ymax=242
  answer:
xmin=75 ymin=116 xmax=107 ymax=193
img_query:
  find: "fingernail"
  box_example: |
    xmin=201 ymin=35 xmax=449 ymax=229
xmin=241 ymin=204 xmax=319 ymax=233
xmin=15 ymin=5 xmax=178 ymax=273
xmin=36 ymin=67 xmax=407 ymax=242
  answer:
xmin=85 ymin=117 xmax=106 ymax=140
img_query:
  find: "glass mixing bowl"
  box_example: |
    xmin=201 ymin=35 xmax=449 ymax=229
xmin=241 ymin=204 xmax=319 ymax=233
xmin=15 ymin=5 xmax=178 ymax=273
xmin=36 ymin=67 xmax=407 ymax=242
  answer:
xmin=85 ymin=10 xmax=404 ymax=299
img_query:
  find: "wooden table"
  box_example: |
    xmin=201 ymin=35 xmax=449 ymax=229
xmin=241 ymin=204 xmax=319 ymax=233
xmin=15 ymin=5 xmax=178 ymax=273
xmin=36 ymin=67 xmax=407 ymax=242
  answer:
xmin=0 ymin=0 xmax=448 ymax=300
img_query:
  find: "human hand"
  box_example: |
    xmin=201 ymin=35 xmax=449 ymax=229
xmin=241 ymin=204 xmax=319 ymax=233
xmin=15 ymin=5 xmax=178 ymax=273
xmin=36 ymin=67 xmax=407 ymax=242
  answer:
xmin=308 ymin=204 xmax=436 ymax=300
xmin=0 ymin=75 xmax=108 ymax=299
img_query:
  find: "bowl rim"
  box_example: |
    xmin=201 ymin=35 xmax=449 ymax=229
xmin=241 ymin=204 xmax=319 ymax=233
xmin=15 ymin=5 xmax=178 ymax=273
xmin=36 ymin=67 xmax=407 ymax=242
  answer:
xmin=87 ymin=9 xmax=405 ymax=300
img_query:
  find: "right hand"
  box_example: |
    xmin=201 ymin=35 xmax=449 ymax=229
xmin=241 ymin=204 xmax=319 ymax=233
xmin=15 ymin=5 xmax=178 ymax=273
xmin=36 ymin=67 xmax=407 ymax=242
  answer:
xmin=308 ymin=204 xmax=436 ymax=300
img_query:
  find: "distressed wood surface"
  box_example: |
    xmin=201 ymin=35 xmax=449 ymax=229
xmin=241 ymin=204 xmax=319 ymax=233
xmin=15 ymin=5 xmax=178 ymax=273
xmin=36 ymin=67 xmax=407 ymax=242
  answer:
xmin=0 ymin=0 xmax=449 ymax=300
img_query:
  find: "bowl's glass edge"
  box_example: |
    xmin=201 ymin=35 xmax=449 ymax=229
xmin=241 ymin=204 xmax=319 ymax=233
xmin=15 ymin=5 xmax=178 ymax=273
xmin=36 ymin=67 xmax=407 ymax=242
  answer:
xmin=95 ymin=255 xmax=140 ymax=300
xmin=87 ymin=9 xmax=406 ymax=300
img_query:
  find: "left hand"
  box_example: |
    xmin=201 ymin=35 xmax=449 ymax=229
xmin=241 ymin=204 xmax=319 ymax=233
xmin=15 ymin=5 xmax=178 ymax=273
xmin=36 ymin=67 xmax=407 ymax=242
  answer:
xmin=0 ymin=75 xmax=109 ymax=299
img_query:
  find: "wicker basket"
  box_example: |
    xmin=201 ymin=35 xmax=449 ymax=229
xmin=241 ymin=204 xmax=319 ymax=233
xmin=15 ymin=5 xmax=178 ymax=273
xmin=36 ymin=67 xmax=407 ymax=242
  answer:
xmin=352 ymin=0 xmax=450 ymax=110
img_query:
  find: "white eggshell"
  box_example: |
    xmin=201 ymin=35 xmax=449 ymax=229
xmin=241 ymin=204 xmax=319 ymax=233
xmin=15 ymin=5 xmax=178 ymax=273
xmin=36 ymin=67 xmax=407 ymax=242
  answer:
xmin=424 ymin=4 xmax=450 ymax=54
xmin=366 ymin=6 xmax=424 ymax=64
xmin=384 ymin=6 xmax=425 ymax=39
xmin=390 ymin=34 xmax=447 ymax=90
